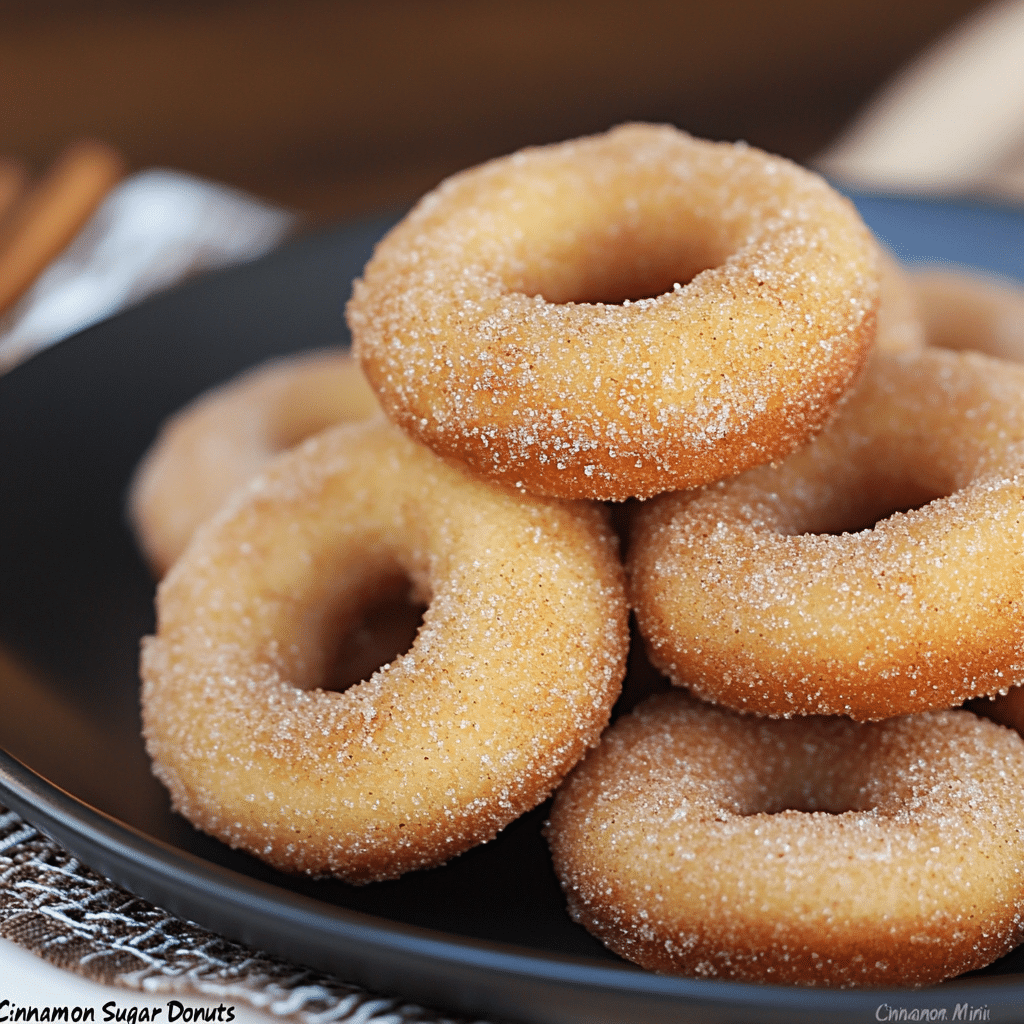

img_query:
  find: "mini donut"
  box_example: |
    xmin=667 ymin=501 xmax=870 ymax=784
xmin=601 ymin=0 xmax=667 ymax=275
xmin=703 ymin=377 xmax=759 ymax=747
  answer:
xmin=129 ymin=349 xmax=380 ymax=575
xmin=914 ymin=266 xmax=1024 ymax=360
xmin=347 ymin=123 xmax=880 ymax=501
xmin=874 ymin=247 xmax=925 ymax=353
xmin=546 ymin=691 xmax=1024 ymax=987
xmin=628 ymin=346 xmax=1024 ymax=720
xmin=140 ymin=418 xmax=628 ymax=883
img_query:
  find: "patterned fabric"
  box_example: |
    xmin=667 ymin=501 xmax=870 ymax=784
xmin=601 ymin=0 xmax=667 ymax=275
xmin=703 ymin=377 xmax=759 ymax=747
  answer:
xmin=0 ymin=806 xmax=484 ymax=1024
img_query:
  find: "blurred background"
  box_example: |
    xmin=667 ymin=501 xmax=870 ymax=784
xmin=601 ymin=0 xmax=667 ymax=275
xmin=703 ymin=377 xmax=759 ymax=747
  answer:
xmin=0 ymin=0 xmax=1001 ymax=223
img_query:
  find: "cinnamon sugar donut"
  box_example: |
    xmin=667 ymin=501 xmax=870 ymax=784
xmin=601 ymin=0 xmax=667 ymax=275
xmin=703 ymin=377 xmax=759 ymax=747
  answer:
xmin=546 ymin=691 xmax=1024 ymax=987
xmin=348 ymin=123 xmax=880 ymax=501
xmin=129 ymin=350 xmax=380 ymax=575
xmin=141 ymin=418 xmax=628 ymax=882
xmin=875 ymin=248 xmax=925 ymax=353
xmin=629 ymin=347 xmax=1024 ymax=720
xmin=915 ymin=266 xmax=1024 ymax=360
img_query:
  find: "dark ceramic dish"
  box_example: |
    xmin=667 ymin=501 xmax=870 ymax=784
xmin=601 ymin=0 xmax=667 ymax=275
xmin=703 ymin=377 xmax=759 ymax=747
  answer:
xmin=1 ymin=195 xmax=1023 ymax=1023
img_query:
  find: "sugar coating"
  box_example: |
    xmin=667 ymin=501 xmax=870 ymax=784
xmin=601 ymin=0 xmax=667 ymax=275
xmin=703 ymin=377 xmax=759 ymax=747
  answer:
xmin=546 ymin=691 xmax=1024 ymax=987
xmin=346 ymin=123 xmax=880 ymax=501
xmin=140 ymin=418 xmax=629 ymax=882
xmin=629 ymin=347 xmax=1024 ymax=720
xmin=129 ymin=350 xmax=380 ymax=576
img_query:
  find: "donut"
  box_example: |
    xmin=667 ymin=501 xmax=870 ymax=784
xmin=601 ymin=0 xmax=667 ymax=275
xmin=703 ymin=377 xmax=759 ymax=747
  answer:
xmin=915 ymin=267 xmax=1024 ymax=743
xmin=129 ymin=349 xmax=380 ymax=576
xmin=628 ymin=346 xmax=1024 ymax=720
xmin=914 ymin=266 xmax=1024 ymax=360
xmin=347 ymin=123 xmax=880 ymax=501
xmin=140 ymin=418 xmax=629 ymax=882
xmin=546 ymin=691 xmax=1024 ymax=987
xmin=874 ymin=247 xmax=925 ymax=354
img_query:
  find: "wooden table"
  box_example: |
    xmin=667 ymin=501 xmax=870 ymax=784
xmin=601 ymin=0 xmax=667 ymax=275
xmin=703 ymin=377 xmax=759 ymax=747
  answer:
xmin=0 ymin=0 xmax=989 ymax=223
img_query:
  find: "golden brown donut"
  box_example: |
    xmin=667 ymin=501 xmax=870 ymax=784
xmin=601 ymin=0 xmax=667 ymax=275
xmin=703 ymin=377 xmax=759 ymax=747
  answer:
xmin=875 ymin=247 xmax=926 ymax=353
xmin=128 ymin=349 xmax=380 ymax=575
xmin=917 ymin=266 xmax=1024 ymax=733
xmin=546 ymin=692 xmax=1024 ymax=988
xmin=914 ymin=266 xmax=1024 ymax=360
xmin=628 ymin=347 xmax=1024 ymax=721
xmin=141 ymin=418 xmax=628 ymax=883
xmin=348 ymin=123 xmax=880 ymax=501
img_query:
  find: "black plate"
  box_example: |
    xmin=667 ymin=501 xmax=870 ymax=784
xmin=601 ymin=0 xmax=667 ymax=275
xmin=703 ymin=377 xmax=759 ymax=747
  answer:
xmin=2 ymin=197 xmax=1024 ymax=1024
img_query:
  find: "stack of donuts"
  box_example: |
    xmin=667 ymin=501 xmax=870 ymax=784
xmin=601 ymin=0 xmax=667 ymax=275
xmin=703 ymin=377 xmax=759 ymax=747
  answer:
xmin=133 ymin=124 xmax=1024 ymax=990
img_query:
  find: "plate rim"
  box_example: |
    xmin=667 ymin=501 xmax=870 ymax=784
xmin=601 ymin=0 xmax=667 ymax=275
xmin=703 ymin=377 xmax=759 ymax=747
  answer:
xmin=3 ymin=745 xmax=1019 ymax=1024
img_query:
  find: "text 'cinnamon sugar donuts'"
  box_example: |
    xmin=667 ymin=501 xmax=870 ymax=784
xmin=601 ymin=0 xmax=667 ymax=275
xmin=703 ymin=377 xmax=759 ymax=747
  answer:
xmin=347 ymin=123 xmax=880 ymax=501
xmin=141 ymin=418 xmax=628 ymax=883
xmin=129 ymin=349 xmax=380 ymax=576
xmin=628 ymin=346 xmax=1024 ymax=721
xmin=546 ymin=691 xmax=1024 ymax=988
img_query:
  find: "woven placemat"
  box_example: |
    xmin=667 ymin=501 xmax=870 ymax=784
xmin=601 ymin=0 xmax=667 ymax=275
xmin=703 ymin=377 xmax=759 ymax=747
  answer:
xmin=0 ymin=805 xmax=490 ymax=1023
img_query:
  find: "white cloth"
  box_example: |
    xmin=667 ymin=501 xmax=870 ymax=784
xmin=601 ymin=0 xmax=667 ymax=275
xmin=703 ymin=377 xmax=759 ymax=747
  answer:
xmin=0 ymin=938 xmax=271 ymax=1023
xmin=0 ymin=805 xmax=473 ymax=1023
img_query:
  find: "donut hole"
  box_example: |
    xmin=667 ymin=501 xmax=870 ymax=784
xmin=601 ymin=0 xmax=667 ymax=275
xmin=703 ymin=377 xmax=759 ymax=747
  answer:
xmin=271 ymin=402 xmax=348 ymax=452
xmin=283 ymin=565 xmax=427 ymax=694
xmin=516 ymin=222 xmax=730 ymax=306
xmin=270 ymin=366 xmax=373 ymax=451
xmin=733 ymin=727 xmax=880 ymax=817
xmin=260 ymin=352 xmax=381 ymax=456
xmin=805 ymin=474 xmax=951 ymax=537
xmin=319 ymin=580 xmax=427 ymax=693
xmin=747 ymin=772 xmax=865 ymax=817
xmin=757 ymin=784 xmax=861 ymax=817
